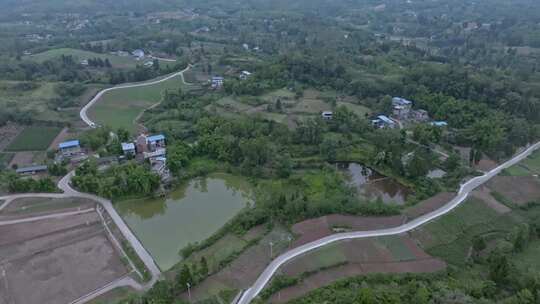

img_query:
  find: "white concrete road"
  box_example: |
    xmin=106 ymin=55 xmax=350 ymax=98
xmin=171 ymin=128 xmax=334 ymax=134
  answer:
xmin=79 ymin=65 xmax=192 ymax=128
xmin=237 ymin=141 xmax=540 ymax=304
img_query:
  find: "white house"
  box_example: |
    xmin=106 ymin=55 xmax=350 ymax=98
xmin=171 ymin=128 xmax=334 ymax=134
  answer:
xmin=240 ymin=71 xmax=252 ymax=80
xmin=211 ymin=76 xmax=224 ymax=89
xmin=121 ymin=142 xmax=136 ymax=156
xmin=132 ymin=49 xmax=145 ymax=59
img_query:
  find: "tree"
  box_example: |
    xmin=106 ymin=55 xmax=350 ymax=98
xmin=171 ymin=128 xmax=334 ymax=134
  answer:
xmin=168 ymin=142 xmax=192 ymax=175
xmin=176 ymin=264 xmax=193 ymax=292
xmin=489 ymin=252 xmax=510 ymax=285
xmin=117 ymin=128 xmax=130 ymax=142
xmin=320 ymin=137 xmax=340 ymax=161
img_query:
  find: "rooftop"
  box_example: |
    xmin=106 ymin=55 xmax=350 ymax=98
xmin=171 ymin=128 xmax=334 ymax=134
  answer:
xmin=16 ymin=165 xmax=48 ymax=174
xmin=377 ymin=115 xmax=395 ymax=124
xmin=147 ymin=134 xmax=165 ymax=142
xmin=121 ymin=142 xmax=135 ymax=151
xmin=59 ymin=140 xmax=80 ymax=149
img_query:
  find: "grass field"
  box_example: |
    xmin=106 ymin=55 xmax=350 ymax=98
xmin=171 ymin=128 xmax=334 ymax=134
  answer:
xmin=0 ymin=153 xmax=13 ymax=169
xmin=88 ymin=74 xmax=187 ymax=132
xmin=337 ymin=101 xmax=372 ymax=117
xmin=5 ymin=126 xmax=61 ymax=151
xmin=414 ymin=198 xmax=518 ymax=265
xmin=27 ymin=48 xmax=177 ymax=69
xmin=376 ymin=236 xmax=416 ymax=261
xmin=505 ymin=150 xmax=540 ymax=176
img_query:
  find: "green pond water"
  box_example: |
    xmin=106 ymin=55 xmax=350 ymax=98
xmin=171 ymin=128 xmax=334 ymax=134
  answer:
xmin=115 ymin=174 xmax=252 ymax=271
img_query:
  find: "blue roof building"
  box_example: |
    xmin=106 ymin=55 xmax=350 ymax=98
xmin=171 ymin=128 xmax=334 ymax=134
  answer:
xmin=59 ymin=140 xmax=80 ymax=149
xmin=147 ymin=134 xmax=165 ymax=143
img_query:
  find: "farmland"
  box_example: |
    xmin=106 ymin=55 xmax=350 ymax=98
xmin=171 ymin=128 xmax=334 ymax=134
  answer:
xmin=0 ymin=197 xmax=129 ymax=304
xmin=87 ymin=73 xmax=188 ymax=132
xmin=5 ymin=126 xmax=61 ymax=151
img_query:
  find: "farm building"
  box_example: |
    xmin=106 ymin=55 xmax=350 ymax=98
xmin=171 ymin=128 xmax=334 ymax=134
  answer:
xmin=135 ymin=134 xmax=167 ymax=159
xmin=132 ymin=49 xmax=145 ymax=59
xmin=372 ymin=115 xmax=396 ymax=129
xmin=412 ymin=109 xmax=429 ymax=121
xmin=59 ymin=140 xmax=81 ymax=157
xmin=211 ymin=76 xmax=224 ymax=89
xmin=240 ymin=71 xmax=252 ymax=80
xmin=392 ymin=97 xmax=413 ymax=119
xmin=121 ymin=142 xmax=136 ymax=156
xmin=16 ymin=165 xmax=47 ymax=175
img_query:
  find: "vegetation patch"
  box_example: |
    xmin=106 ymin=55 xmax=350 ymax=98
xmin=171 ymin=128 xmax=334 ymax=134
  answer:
xmin=5 ymin=126 xmax=61 ymax=151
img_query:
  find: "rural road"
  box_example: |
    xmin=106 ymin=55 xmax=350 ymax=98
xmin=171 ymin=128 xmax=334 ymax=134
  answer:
xmin=237 ymin=141 xmax=540 ymax=304
xmin=79 ymin=64 xmax=192 ymax=128
xmin=0 ymin=172 xmax=162 ymax=302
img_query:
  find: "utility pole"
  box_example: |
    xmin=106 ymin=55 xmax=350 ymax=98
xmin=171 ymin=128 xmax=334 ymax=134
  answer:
xmin=269 ymin=241 xmax=274 ymax=259
xmin=187 ymin=282 xmax=191 ymax=302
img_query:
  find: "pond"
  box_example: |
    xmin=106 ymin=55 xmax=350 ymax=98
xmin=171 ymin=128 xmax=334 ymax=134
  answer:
xmin=115 ymin=173 xmax=252 ymax=271
xmin=337 ymin=163 xmax=412 ymax=205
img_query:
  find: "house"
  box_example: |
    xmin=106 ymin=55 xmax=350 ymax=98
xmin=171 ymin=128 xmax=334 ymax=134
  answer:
xmin=392 ymin=105 xmax=409 ymax=119
xmin=211 ymin=76 xmax=224 ymax=89
xmin=391 ymin=97 xmax=413 ymax=120
xmin=59 ymin=140 xmax=81 ymax=157
xmin=321 ymin=111 xmax=333 ymax=120
xmin=132 ymin=49 xmax=145 ymax=59
xmin=80 ymin=59 xmax=89 ymax=66
xmin=239 ymin=71 xmax=252 ymax=80
xmin=431 ymin=121 xmax=448 ymax=127
xmin=242 ymin=43 xmax=250 ymax=51
xmin=16 ymin=165 xmax=47 ymax=175
xmin=412 ymin=109 xmax=429 ymax=121
xmin=136 ymin=134 xmax=166 ymax=159
xmin=372 ymin=115 xmax=396 ymax=129
xmin=147 ymin=134 xmax=166 ymax=151
xmin=144 ymin=61 xmax=154 ymax=67
xmin=121 ymin=142 xmax=136 ymax=156
xmin=392 ymin=97 xmax=413 ymax=108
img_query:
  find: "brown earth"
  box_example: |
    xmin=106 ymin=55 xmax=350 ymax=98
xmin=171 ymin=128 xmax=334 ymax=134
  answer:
xmin=291 ymin=214 xmax=405 ymax=248
xmin=8 ymin=151 xmax=34 ymax=168
xmin=487 ymin=176 xmax=540 ymax=205
xmin=404 ymin=192 xmax=456 ymax=220
xmin=475 ymin=158 xmax=498 ymax=172
xmin=48 ymin=127 xmax=72 ymax=151
xmin=0 ymin=206 xmax=128 ymax=304
xmin=472 ymin=186 xmax=511 ymax=214
xmin=0 ymin=123 xmax=23 ymax=151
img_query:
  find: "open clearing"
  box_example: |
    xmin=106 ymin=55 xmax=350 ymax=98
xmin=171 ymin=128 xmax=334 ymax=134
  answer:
xmin=88 ymin=74 xmax=187 ymax=132
xmin=487 ymin=175 xmax=540 ymax=205
xmin=5 ymin=126 xmax=61 ymax=151
xmin=0 ymin=198 xmax=128 ymax=304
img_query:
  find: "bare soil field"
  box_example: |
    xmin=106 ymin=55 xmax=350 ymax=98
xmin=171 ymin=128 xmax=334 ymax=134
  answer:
xmin=8 ymin=151 xmax=35 ymax=168
xmin=0 ymin=123 xmax=23 ymax=151
xmin=291 ymin=214 xmax=405 ymax=247
xmin=475 ymin=158 xmax=498 ymax=172
xmin=403 ymin=192 xmax=456 ymax=219
xmin=48 ymin=127 xmax=74 ymax=151
xmin=472 ymin=186 xmax=511 ymax=214
xmin=487 ymin=176 xmax=540 ymax=205
xmin=0 ymin=197 xmax=95 ymax=219
xmin=0 ymin=204 xmax=128 ymax=304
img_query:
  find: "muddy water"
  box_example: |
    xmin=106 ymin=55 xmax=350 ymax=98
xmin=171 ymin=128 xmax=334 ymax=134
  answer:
xmin=115 ymin=173 xmax=252 ymax=271
xmin=338 ymin=163 xmax=412 ymax=205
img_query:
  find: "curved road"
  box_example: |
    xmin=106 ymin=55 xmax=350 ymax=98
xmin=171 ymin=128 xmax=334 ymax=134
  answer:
xmin=238 ymin=141 xmax=540 ymax=304
xmin=80 ymin=65 xmax=192 ymax=127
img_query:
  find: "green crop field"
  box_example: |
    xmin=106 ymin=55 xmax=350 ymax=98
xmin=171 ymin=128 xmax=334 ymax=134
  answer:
xmin=337 ymin=102 xmax=372 ymax=117
xmin=376 ymin=236 xmax=416 ymax=261
xmin=5 ymin=126 xmax=61 ymax=151
xmin=88 ymin=74 xmax=187 ymax=132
